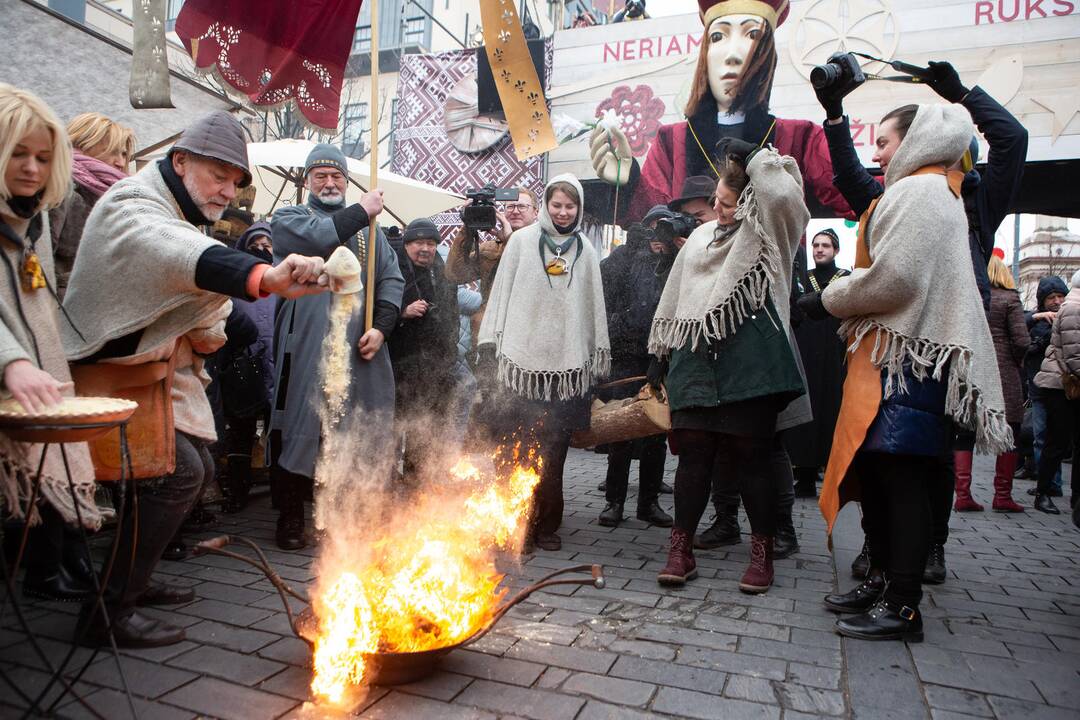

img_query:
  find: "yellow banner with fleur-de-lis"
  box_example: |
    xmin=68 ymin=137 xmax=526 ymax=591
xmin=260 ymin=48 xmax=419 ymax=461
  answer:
xmin=479 ymin=0 xmax=558 ymax=161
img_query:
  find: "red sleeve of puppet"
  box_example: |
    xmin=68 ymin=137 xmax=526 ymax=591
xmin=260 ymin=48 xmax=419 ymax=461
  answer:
xmin=630 ymin=124 xmax=677 ymax=222
xmin=802 ymin=124 xmax=856 ymax=220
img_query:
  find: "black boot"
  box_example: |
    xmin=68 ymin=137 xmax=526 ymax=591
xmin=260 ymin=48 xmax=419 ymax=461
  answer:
xmin=694 ymin=510 xmax=740 ymax=549
xmin=598 ymin=502 xmax=624 ymax=527
xmin=1034 ymin=494 xmax=1061 ymax=514
xmin=659 ymin=481 xmax=674 ymax=495
xmin=851 ymin=539 xmax=870 ymax=579
xmin=636 ymin=500 xmax=673 ymax=527
xmin=221 ymin=454 xmax=252 ymax=514
xmin=824 ymin=572 xmax=886 ymax=613
xmin=23 ymin=564 xmax=93 ymax=602
xmin=923 ymin=544 xmax=946 ymax=584
xmin=273 ymin=468 xmax=307 ymax=551
xmin=161 ymin=537 xmax=187 ymax=561
xmin=835 ymin=597 xmax=923 ymax=642
xmin=793 ymin=467 xmax=818 ymax=499
xmin=774 ymin=511 xmax=799 ymax=559
xmin=77 ymin=605 xmax=186 ymax=649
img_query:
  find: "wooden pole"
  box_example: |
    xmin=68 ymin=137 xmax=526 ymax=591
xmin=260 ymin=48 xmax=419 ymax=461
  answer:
xmin=364 ymin=0 xmax=380 ymax=331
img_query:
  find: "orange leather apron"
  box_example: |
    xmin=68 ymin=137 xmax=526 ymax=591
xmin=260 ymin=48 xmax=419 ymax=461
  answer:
xmin=819 ymin=166 xmax=963 ymax=539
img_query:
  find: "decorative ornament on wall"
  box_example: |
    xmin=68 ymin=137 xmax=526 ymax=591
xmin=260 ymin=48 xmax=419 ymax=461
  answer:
xmin=788 ymin=0 xmax=900 ymax=82
xmin=444 ymin=74 xmax=510 ymax=153
xmin=595 ymin=85 xmax=666 ymax=157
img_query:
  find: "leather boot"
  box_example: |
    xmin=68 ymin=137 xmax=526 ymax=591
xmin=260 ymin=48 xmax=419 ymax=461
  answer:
xmin=636 ymin=500 xmax=673 ymax=527
xmin=793 ymin=467 xmax=818 ymax=499
xmin=739 ymin=534 xmax=774 ymax=594
xmin=824 ymin=571 xmax=886 ymax=613
xmin=1034 ymin=494 xmax=1060 ymax=514
xmin=774 ymin=511 xmax=799 ymax=560
xmin=273 ymin=468 xmax=307 ymax=551
xmin=694 ymin=508 xmax=740 ymax=549
xmin=222 ymin=454 xmax=252 ymax=514
xmin=835 ymin=597 xmax=924 ymax=642
xmin=657 ymin=528 xmax=697 ymax=586
xmin=598 ymin=502 xmax=624 ymax=527
xmin=851 ymin=539 xmax=870 ymax=579
xmin=923 ymin=544 xmax=946 ymax=584
xmin=952 ymin=450 xmax=983 ymax=511
xmin=23 ymin=564 xmax=93 ymax=602
xmin=991 ymin=453 xmax=1025 ymax=513
xmin=77 ymin=605 xmax=186 ymax=649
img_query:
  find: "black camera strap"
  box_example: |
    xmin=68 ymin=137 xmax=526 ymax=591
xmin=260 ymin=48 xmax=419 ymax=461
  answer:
xmin=851 ymin=51 xmax=930 ymax=83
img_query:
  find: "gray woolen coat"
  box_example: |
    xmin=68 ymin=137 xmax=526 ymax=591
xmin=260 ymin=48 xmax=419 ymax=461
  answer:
xmin=268 ymin=200 xmax=404 ymax=478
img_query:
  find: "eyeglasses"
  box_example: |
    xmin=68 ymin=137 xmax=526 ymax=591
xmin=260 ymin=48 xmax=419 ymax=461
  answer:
xmin=499 ymin=203 xmax=535 ymax=213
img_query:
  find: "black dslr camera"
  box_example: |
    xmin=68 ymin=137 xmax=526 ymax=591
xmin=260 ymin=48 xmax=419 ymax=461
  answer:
xmin=461 ymin=184 xmax=520 ymax=233
xmin=655 ymin=213 xmax=699 ymax=247
xmin=810 ymin=52 xmax=866 ymax=91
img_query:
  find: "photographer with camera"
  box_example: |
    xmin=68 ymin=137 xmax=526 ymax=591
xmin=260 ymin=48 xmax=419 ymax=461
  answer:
xmin=445 ymin=185 xmax=538 ymax=347
xmin=808 ymin=52 xmax=1028 ymax=592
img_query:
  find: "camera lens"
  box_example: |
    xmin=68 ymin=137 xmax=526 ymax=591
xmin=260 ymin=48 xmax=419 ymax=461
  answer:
xmin=810 ymin=62 xmax=842 ymax=90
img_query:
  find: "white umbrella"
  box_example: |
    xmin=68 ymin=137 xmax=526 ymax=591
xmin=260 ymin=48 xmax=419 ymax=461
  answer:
xmin=246 ymin=139 xmax=465 ymax=224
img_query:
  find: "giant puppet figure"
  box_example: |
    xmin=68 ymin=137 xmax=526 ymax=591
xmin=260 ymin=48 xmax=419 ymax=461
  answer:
xmin=590 ymin=0 xmax=850 ymax=221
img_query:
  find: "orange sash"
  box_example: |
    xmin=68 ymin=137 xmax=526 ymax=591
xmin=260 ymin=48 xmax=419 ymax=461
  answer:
xmin=819 ymin=166 xmax=962 ymax=538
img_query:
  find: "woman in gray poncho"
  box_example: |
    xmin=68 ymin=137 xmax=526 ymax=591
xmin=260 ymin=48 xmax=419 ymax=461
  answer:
xmin=476 ymin=173 xmax=609 ymax=552
xmin=648 ymin=142 xmax=809 ymax=596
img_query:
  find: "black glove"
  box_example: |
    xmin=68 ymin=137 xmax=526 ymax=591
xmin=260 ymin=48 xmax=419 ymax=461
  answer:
xmin=796 ymin=291 xmax=830 ymax=321
xmin=646 ymin=356 xmax=668 ymax=392
xmin=926 ymin=61 xmax=969 ymax=103
xmin=814 ymin=53 xmax=862 ymax=120
xmin=715 ymin=137 xmax=758 ymax=164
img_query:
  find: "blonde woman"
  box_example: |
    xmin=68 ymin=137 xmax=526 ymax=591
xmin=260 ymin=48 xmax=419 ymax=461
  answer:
xmin=0 ymin=84 xmax=101 ymax=601
xmin=49 ymin=112 xmax=136 ymax=298
xmin=954 ymin=254 xmax=1028 ymax=512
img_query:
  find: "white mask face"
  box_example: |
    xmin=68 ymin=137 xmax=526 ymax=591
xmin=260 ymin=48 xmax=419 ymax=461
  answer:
xmin=706 ymin=14 xmax=765 ymax=111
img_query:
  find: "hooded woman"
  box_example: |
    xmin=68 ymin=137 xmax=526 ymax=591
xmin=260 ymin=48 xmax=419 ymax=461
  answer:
xmin=0 ymin=84 xmax=101 ymax=601
xmin=648 ymin=140 xmax=809 ymax=595
xmin=48 ymin=112 xmax=135 ymax=299
xmin=811 ymin=104 xmax=1011 ymax=642
xmin=477 ymin=173 xmax=610 ymax=551
xmin=590 ymin=0 xmax=849 ymax=223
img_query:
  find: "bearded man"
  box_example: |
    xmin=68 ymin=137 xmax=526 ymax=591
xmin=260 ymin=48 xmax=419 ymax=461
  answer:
xmin=268 ymin=144 xmax=404 ymax=550
xmin=63 ymin=111 xmax=327 ymax=648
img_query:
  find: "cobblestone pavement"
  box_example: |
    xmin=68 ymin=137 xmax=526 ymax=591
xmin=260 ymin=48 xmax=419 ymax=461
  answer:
xmin=2 ymin=452 xmax=1077 ymax=719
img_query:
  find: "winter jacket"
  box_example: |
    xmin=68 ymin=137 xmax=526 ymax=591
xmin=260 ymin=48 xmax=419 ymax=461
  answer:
xmin=601 ymin=227 xmax=671 ymax=362
xmin=861 ymin=367 xmax=950 ymax=456
xmin=823 ymin=87 xmax=1028 ymax=311
xmin=1034 ymin=288 xmax=1080 ymax=392
xmin=445 ymin=226 xmax=508 ymax=351
xmin=1024 ymin=275 xmax=1068 ymax=392
xmin=388 ymin=240 xmax=460 ymax=384
xmin=988 ymin=286 xmax=1029 ymax=424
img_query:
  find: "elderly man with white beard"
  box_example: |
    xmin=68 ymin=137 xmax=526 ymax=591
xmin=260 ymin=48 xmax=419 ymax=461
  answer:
xmin=62 ymin=111 xmax=329 ymax=648
xmin=268 ymin=144 xmax=404 ymax=551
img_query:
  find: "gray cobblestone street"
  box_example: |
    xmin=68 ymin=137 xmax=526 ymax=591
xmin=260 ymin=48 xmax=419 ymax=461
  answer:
xmin=2 ymin=451 xmax=1077 ymax=719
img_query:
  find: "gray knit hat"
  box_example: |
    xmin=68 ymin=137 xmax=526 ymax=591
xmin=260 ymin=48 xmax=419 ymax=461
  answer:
xmin=171 ymin=111 xmax=252 ymax=188
xmin=304 ymin=143 xmax=349 ymax=177
xmin=403 ymin=218 xmax=440 ymax=243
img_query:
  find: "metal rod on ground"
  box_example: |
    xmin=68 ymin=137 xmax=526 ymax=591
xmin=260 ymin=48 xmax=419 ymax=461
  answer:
xmin=365 ymin=0 xmax=380 ymax=332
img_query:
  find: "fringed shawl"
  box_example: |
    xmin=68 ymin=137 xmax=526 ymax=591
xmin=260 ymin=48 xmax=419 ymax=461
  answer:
xmin=649 ymin=149 xmax=810 ymax=356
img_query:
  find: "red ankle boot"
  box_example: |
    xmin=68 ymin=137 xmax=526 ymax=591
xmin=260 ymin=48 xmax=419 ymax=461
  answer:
xmin=953 ymin=450 xmax=983 ymax=512
xmin=992 ymin=452 xmax=1025 ymax=513
xmin=657 ymin=528 xmax=697 ymax=586
xmin=739 ymin=534 xmax=774 ymax=594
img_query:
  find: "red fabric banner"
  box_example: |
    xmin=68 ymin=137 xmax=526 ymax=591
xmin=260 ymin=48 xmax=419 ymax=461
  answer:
xmin=175 ymin=0 xmax=364 ymax=131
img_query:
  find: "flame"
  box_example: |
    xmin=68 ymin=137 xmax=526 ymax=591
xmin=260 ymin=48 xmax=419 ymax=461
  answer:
xmin=309 ymin=460 xmax=540 ymax=706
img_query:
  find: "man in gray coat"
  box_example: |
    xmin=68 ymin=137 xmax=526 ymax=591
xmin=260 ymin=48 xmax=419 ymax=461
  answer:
xmin=269 ymin=144 xmax=404 ymax=550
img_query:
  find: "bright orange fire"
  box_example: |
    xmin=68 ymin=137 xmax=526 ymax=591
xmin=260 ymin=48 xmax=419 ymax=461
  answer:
xmin=309 ymin=460 xmax=540 ymax=705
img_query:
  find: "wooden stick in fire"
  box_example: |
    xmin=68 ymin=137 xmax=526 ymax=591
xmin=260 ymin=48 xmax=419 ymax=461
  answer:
xmin=364 ymin=0 xmax=380 ymax=332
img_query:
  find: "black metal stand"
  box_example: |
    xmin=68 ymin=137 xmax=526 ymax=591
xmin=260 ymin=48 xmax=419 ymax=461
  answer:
xmin=0 ymin=419 xmax=139 ymax=719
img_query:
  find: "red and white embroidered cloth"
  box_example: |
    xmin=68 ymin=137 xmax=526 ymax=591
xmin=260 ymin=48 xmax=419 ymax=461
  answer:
xmin=175 ymin=0 xmax=364 ymax=131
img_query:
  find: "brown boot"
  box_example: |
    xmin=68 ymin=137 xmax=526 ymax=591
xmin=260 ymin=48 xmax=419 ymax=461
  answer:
xmin=992 ymin=452 xmax=1025 ymax=513
xmin=657 ymin=528 xmax=697 ymax=586
xmin=739 ymin=533 xmax=774 ymax=594
xmin=952 ymin=450 xmax=983 ymax=512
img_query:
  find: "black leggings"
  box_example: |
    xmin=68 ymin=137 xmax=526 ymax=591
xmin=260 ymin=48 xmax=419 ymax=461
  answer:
xmin=672 ymin=430 xmax=777 ymax=537
xmin=856 ymin=452 xmax=936 ymax=607
xmin=710 ymin=439 xmax=795 ymax=533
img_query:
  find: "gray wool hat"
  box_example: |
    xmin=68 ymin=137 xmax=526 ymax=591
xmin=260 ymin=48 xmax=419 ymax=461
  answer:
xmin=304 ymin=143 xmax=349 ymax=177
xmin=403 ymin=218 xmax=440 ymax=243
xmin=171 ymin=111 xmax=252 ymax=188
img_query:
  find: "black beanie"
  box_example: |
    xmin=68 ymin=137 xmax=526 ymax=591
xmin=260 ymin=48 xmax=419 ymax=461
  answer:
xmin=403 ymin=218 xmax=440 ymax=243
